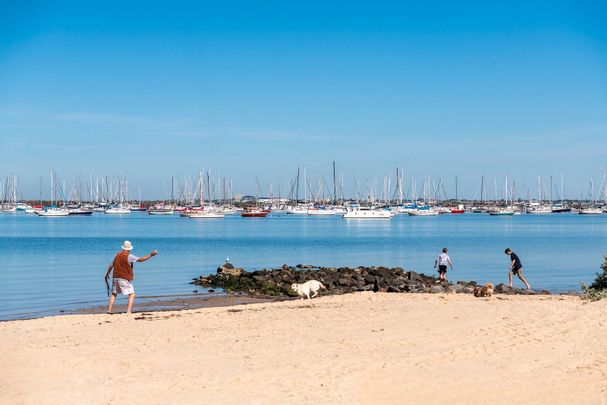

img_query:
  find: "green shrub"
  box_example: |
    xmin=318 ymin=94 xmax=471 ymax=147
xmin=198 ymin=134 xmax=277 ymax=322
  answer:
xmin=581 ymin=255 xmax=607 ymax=301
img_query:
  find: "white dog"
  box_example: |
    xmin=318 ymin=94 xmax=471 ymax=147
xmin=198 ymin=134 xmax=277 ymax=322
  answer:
xmin=291 ymin=280 xmax=326 ymax=299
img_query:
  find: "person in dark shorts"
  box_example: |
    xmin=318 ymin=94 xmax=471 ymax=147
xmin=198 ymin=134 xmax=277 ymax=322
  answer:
xmin=504 ymin=248 xmax=531 ymax=290
xmin=434 ymin=247 xmax=454 ymax=282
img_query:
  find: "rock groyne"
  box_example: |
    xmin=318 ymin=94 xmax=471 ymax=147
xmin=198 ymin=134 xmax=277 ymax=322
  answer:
xmin=191 ymin=263 xmax=551 ymax=297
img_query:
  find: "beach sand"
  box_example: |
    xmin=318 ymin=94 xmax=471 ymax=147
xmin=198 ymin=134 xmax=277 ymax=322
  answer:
xmin=1 ymin=293 xmax=606 ymax=404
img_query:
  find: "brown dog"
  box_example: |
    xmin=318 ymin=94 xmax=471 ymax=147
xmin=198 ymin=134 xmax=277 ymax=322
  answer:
xmin=473 ymin=282 xmax=494 ymax=297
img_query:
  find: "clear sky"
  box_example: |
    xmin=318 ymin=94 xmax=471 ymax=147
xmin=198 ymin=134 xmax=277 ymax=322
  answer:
xmin=1 ymin=1 xmax=607 ymax=200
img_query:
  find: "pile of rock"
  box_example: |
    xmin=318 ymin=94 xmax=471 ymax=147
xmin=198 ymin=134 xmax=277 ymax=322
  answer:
xmin=191 ymin=263 xmax=551 ymax=297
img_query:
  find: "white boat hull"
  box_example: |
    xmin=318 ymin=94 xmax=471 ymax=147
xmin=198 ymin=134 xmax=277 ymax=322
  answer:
xmin=148 ymin=210 xmax=175 ymax=215
xmin=408 ymin=210 xmax=439 ymax=216
xmin=579 ymin=208 xmax=603 ymax=215
xmin=36 ymin=209 xmax=69 ymax=217
xmin=307 ymin=209 xmax=336 ymax=216
xmin=343 ymin=208 xmax=391 ymax=219
xmin=186 ymin=212 xmax=225 ymax=218
xmin=105 ymin=208 xmax=131 ymax=214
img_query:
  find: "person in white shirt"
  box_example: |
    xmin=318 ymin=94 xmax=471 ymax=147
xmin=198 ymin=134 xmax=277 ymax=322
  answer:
xmin=434 ymin=247 xmax=454 ymax=282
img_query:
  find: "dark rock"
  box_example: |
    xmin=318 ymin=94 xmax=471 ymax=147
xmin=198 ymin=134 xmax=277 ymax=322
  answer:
xmin=338 ymin=278 xmax=353 ymax=287
xmin=217 ymin=262 xmax=243 ymax=277
xmin=430 ymin=285 xmax=446 ymax=294
xmin=494 ymin=283 xmax=514 ymax=294
xmin=191 ymin=262 xmax=552 ymax=298
xmin=373 ymin=277 xmax=380 ymax=293
xmin=449 ymin=284 xmax=464 ymax=293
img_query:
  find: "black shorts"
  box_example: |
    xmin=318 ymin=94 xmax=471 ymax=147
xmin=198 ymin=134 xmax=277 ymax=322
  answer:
xmin=438 ymin=265 xmax=447 ymax=274
xmin=511 ymin=267 xmax=523 ymax=275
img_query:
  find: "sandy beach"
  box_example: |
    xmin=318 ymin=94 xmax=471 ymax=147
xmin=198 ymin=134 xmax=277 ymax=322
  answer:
xmin=1 ymin=292 xmax=606 ymax=405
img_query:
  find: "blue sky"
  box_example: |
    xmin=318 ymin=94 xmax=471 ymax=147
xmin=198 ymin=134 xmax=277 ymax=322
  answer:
xmin=1 ymin=1 xmax=607 ymax=200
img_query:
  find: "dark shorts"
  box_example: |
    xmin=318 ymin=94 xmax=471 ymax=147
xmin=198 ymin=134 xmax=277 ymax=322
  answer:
xmin=511 ymin=267 xmax=523 ymax=276
xmin=438 ymin=265 xmax=447 ymax=274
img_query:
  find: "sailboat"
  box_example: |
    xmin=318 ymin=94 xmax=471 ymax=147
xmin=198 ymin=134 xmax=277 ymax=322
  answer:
xmin=105 ymin=179 xmax=131 ymax=214
xmin=408 ymin=176 xmax=438 ymax=216
xmin=36 ymin=171 xmax=69 ymax=217
xmin=526 ymin=176 xmax=552 ymax=215
xmin=488 ymin=176 xmax=514 ymax=216
xmin=551 ymin=174 xmax=571 ymax=213
xmin=343 ymin=204 xmax=391 ymax=219
xmin=578 ymin=175 xmax=603 ymax=215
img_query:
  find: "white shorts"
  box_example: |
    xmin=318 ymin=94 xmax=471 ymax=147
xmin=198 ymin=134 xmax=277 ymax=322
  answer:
xmin=112 ymin=278 xmax=135 ymax=295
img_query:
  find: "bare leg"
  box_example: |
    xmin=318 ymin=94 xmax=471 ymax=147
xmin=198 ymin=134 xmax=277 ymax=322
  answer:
xmin=518 ymin=272 xmax=531 ymax=290
xmin=508 ymin=271 xmax=513 ymax=288
xmin=126 ymin=293 xmax=136 ymax=314
xmin=107 ymin=293 xmax=117 ymax=313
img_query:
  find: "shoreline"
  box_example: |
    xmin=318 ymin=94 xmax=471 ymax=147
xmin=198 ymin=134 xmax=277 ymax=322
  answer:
xmin=0 ymin=292 xmax=288 ymax=322
xmin=73 ymin=293 xmax=288 ymax=316
xmin=2 ymin=285 xmax=582 ymax=322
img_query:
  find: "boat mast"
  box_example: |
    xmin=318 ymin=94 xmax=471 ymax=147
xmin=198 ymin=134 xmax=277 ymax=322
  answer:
xmin=560 ymin=173 xmax=564 ymax=205
xmin=199 ymin=171 xmax=203 ymax=206
xmin=207 ymin=170 xmax=211 ymax=206
xmin=303 ymin=168 xmax=307 ymax=204
xmin=332 ymin=161 xmax=337 ymax=205
xmin=295 ymin=167 xmax=300 ymax=204
xmin=505 ymin=176 xmax=509 ymax=207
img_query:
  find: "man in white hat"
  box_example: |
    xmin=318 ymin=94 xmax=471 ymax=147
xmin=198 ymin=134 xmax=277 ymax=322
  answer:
xmin=105 ymin=240 xmax=158 ymax=314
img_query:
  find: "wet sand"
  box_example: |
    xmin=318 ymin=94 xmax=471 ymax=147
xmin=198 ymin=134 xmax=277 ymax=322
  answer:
xmin=73 ymin=293 xmax=287 ymax=315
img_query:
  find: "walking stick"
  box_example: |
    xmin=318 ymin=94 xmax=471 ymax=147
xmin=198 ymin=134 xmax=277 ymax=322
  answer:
xmin=105 ymin=275 xmax=110 ymax=297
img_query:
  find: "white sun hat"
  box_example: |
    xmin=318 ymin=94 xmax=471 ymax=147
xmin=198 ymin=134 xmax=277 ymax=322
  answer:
xmin=121 ymin=240 xmax=134 ymax=251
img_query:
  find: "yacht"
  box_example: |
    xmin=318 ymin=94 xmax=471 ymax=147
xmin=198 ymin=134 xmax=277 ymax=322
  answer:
xmin=551 ymin=203 xmax=571 ymax=213
xmin=36 ymin=206 xmax=69 ymax=217
xmin=185 ymin=211 xmax=225 ymax=219
xmin=488 ymin=208 xmax=515 ymax=216
xmin=286 ymin=205 xmax=309 ymax=215
xmin=408 ymin=208 xmax=439 ymax=216
xmin=307 ymin=206 xmax=336 ymax=216
xmin=241 ymin=208 xmax=270 ymax=218
xmin=147 ymin=206 xmax=175 ymax=215
xmin=579 ymin=207 xmax=603 ymax=215
xmin=105 ymin=205 xmax=132 ymax=215
xmin=67 ymin=207 xmax=94 ymax=215
xmin=342 ymin=205 xmax=391 ymax=219
xmin=526 ymin=204 xmax=552 ymax=215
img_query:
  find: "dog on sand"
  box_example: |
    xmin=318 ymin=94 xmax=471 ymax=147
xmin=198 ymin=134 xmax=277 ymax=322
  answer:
xmin=291 ymin=280 xmax=326 ymax=299
xmin=473 ymin=282 xmax=494 ymax=297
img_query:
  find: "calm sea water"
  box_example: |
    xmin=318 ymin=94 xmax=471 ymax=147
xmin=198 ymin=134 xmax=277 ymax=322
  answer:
xmin=1 ymin=211 xmax=606 ymax=320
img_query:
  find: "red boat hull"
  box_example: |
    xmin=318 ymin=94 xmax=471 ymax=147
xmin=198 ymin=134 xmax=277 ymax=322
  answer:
xmin=241 ymin=211 xmax=269 ymax=217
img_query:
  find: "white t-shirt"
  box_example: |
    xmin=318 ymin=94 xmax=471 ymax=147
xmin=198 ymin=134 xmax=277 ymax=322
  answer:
xmin=437 ymin=253 xmax=451 ymax=266
xmin=127 ymin=253 xmax=139 ymax=263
